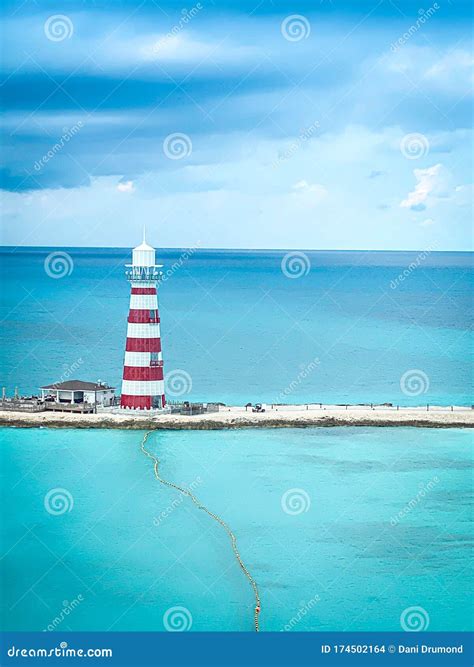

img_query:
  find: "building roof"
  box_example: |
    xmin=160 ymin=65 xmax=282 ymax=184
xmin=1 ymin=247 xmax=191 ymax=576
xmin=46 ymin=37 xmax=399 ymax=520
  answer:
xmin=40 ymin=380 xmax=115 ymax=391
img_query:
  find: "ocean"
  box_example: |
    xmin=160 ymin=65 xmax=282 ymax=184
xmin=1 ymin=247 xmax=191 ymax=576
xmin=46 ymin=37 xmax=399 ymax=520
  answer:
xmin=0 ymin=248 xmax=472 ymax=633
xmin=0 ymin=247 xmax=472 ymax=406
xmin=1 ymin=426 xmax=472 ymax=632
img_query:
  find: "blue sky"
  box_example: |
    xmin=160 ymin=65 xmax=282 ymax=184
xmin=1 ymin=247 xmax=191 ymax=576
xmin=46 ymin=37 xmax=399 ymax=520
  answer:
xmin=1 ymin=0 xmax=472 ymax=250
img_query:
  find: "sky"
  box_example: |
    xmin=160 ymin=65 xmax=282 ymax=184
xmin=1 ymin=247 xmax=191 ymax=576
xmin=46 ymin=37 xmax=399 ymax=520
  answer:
xmin=0 ymin=0 xmax=472 ymax=250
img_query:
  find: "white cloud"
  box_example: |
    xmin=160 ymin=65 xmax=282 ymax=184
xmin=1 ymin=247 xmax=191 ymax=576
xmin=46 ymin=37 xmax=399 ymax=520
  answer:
xmin=400 ymin=163 xmax=450 ymax=210
xmin=117 ymin=180 xmax=135 ymax=193
xmin=420 ymin=218 xmax=435 ymax=227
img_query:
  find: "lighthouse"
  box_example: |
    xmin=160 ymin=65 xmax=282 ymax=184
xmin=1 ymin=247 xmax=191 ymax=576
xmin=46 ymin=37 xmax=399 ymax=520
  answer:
xmin=120 ymin=231 xmax=166 ymax=410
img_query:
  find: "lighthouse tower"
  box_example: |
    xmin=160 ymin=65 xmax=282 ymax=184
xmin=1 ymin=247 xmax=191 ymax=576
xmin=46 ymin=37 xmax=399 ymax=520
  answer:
xmin=120 ymin=230 xmax=166 ymax=410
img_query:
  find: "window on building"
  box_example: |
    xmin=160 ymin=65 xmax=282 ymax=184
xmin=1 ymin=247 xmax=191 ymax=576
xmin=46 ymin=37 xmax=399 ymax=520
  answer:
xmin=150 ymin=352 xmax=159 ymax=366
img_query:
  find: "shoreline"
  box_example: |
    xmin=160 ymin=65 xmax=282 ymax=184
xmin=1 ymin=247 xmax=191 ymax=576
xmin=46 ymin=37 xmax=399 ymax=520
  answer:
xmin=1 ymin=405 xmax=473 ymax=430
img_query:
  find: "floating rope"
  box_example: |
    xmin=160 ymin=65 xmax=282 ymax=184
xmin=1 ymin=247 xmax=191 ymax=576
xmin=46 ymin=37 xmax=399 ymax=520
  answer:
xmin=140 ymin=430 xmax=261 ymax=631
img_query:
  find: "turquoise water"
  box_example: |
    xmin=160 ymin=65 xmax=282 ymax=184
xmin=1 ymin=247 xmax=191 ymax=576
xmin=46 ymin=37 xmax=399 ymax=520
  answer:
xmin=0 ymin=248 xmax=472 ymax=406
xmin=1 ymin=426 xmax=472 ymax=632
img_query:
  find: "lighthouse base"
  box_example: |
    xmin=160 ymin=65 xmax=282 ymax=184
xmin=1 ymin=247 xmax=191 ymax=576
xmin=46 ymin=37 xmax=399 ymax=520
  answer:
xmin=120 ymin=395 xmax=166 ymax=410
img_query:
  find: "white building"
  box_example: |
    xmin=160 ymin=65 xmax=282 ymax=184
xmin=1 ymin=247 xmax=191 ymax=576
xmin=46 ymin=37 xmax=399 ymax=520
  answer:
xmin=40 ymin=380 xmax=115 ymax=406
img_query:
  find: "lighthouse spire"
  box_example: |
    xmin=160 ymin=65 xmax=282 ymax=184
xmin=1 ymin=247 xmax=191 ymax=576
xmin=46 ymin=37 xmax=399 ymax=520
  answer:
xmin=142 ymin=225 xmax=147 ymax=245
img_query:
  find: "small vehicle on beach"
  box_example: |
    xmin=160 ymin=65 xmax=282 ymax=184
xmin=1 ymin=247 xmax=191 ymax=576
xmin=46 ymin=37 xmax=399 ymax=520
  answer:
xmin=252 ymin=403 xmax=266 ymax=413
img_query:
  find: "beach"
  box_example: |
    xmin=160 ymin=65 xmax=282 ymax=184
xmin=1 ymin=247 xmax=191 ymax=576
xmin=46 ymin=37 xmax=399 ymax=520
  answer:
xmin=1 ymin=404 xmax=473 ymax=429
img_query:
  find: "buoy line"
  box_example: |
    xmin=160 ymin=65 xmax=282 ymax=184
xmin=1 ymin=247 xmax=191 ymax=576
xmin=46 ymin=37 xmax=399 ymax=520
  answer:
xmin=140 ymin=430 xmax=261 ymax=631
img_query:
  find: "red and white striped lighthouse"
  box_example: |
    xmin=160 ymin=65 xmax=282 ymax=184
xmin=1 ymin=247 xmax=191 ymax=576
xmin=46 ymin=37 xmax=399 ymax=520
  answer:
xmin=120 ymin=230 xmax=166 ymax=410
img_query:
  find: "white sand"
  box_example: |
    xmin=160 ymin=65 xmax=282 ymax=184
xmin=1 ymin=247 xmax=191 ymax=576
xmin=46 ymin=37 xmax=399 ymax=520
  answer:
xmin=1 ymin=404 xmax=473 ymax=429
